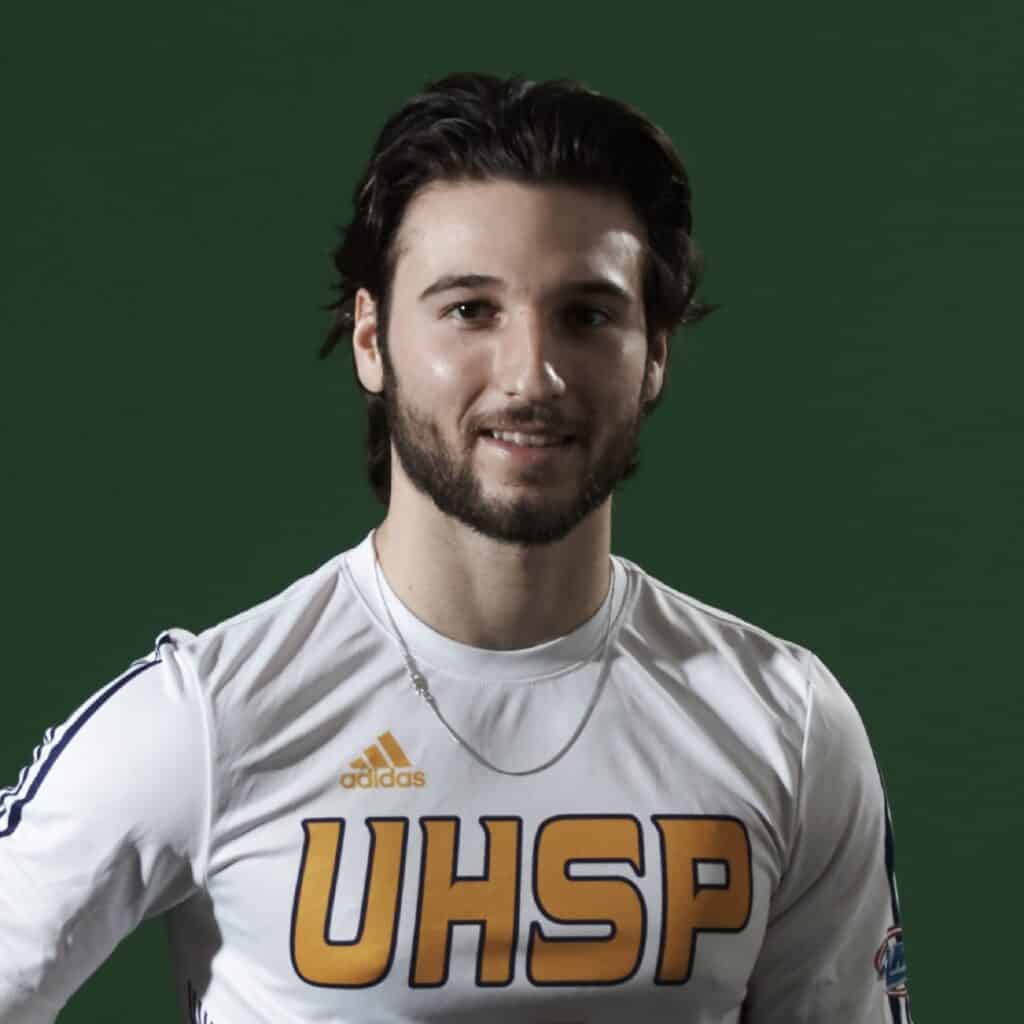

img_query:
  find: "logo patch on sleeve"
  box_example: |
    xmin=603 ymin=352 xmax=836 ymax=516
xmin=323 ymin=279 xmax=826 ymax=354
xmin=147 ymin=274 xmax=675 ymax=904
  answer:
xmin=874 ymin=926 xmax=908 ymax=995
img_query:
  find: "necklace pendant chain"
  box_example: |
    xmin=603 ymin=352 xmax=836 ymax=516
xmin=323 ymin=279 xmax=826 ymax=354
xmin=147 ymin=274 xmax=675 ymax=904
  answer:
xmin=372 ymin=549 xmax=617 ymax=778
xmin=409 ymin=669 xmax=432 ymax=701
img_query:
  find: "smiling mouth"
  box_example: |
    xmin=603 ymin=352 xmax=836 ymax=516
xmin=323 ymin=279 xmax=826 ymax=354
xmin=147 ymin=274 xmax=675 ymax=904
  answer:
xmin=481 ymin=429 xmax=575 ymax=448
xmin=477 ymin=432 xmax=581 ymax=464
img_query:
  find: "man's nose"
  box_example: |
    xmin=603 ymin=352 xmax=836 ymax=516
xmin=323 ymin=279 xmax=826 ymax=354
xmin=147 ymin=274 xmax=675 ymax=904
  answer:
xmin=495 ymin=312 xmax=567 ymax=401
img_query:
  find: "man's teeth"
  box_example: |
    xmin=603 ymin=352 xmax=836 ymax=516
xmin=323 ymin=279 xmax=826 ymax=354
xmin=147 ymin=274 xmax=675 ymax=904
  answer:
xmin=489 ymin=430 xmax=568 ymax=447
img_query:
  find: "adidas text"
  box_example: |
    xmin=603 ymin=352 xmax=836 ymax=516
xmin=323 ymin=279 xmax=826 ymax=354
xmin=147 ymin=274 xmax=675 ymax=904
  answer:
xmin=339 ymin=768 xmax=426 ymax=790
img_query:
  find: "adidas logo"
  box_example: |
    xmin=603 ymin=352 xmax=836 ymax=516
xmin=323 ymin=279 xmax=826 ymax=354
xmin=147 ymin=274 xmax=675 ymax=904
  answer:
xmin=339 ymin=731 xmax=426 ymax=790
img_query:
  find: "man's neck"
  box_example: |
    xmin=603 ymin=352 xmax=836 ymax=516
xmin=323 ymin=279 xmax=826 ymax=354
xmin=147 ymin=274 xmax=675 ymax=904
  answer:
xmin=372 ymin=495 xmax=613 ymax=651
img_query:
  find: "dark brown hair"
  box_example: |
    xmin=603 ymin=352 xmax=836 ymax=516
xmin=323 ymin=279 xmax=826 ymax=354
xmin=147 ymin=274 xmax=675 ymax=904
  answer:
xmin=319 ymin=72 xmax=718 ymax=505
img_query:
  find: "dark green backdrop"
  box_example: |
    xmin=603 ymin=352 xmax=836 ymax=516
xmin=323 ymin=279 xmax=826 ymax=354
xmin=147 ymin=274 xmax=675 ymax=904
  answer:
xmin=4 ymin=3 xmax=1022 ymax=1019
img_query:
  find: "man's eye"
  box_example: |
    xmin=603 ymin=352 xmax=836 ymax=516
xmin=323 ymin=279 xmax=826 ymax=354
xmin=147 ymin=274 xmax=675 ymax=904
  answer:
xmin=442 ymin=301 xmax=613 ymax=328
xmin=569 ymin=306 xmax=613 ymax=328
xmin=445 ymin=300 xmax=495 ymax=323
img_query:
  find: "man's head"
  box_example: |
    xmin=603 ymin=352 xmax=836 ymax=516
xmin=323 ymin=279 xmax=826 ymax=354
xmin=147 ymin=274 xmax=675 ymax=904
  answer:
xmin=321 ymin=72 xmax=717 ymax=536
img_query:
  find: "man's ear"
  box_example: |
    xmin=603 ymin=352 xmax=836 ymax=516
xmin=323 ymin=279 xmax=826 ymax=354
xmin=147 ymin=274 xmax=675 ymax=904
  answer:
xmin=352 ymin=288 xmax=384 ymax=394
xmin=643 ymin=329 xmax=669 ymax=405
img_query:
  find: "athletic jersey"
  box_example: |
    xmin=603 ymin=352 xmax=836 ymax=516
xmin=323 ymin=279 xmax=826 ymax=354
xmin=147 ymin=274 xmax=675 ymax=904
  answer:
xmin=0 ymin=530 xmax=912 ymax=1023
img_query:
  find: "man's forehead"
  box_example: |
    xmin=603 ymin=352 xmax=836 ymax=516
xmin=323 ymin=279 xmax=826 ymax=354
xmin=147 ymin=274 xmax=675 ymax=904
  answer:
xmin=393 ymin=179 xmax=647 ymax=294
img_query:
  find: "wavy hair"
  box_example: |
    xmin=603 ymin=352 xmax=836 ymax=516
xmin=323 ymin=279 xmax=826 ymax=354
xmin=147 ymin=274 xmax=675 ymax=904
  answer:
xmin=319 ymin=72 xmax=718 ymax=505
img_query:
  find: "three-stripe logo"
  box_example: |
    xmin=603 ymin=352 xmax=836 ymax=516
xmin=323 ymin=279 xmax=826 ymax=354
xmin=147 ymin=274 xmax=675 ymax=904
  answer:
xmin=339 ymin=731 xmax=425 ymax=790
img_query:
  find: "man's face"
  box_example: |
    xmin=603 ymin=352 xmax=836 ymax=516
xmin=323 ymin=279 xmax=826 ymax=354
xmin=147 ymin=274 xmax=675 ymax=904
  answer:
xmin=363 ymin=179 xmax=666 ymax=545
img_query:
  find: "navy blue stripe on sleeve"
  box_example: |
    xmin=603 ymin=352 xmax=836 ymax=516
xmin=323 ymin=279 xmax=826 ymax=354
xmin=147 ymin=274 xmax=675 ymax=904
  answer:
xmin=883 ymin=793 xmax=901 ymax=925
xmin=879 ymin=778 xmax=913 ymax=1024
xmin=0 ymin=728 xmax=56 ymax=817
xmin=0 ymin=652 xmax=165 ymax=840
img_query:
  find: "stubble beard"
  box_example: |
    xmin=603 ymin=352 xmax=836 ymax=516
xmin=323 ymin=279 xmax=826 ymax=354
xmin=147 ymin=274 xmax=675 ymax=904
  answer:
xmin=382 ymin=361 xmax=648 ymax=547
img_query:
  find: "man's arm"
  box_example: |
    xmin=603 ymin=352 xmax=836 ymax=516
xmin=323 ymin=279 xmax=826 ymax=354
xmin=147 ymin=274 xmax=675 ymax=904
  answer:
xmin=742 ymin=651 xmax=913 ymax=1023
xmin=0 ymin=634 xmax=209 ymax=1023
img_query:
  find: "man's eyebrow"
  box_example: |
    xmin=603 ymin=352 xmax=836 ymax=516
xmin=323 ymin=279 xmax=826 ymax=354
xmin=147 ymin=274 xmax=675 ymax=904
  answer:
xmin=560 ymin=278 xmax=634 ymax=304
xmin=418 ymin=273 xmax=634 ymax=304
xmin=418 ymin=273 xmax=504 ymax=301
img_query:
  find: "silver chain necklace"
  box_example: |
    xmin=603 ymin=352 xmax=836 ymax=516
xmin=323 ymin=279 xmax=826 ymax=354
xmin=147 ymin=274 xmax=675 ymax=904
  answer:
xmin=372 ymin=552 xmax=617 ymax=777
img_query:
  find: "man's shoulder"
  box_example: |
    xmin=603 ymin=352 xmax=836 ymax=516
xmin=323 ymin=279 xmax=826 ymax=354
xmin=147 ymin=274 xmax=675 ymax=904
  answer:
xmin=156 ymin=533 xmax=377 ymax=696
xmin=616 ymin=556 xmax=824 ymax=722
xmin=620 ymin=556 xmax=811 ymax=664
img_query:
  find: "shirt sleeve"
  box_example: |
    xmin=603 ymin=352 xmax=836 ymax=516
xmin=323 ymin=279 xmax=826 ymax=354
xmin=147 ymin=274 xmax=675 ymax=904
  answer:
xmin=742 ymin=651 xmax=913 ymax=1023
xmin=0 ymin=631 xmax=211 ymax=1024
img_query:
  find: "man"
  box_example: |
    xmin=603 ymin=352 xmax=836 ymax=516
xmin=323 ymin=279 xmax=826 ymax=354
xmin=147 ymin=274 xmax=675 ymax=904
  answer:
xmin=0 ymin=73 xmax=911 ymax=1022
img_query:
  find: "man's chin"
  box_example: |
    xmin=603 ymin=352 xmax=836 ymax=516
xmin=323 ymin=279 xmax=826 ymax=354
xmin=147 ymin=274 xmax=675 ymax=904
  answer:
xmin=446 ymin=490 xmax=598 ymax=547
xmin=461 ymin=518 xmax=583 ymax=547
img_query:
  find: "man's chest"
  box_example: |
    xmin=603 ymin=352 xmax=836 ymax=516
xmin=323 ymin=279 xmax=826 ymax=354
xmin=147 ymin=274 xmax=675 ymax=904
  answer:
xmin=169 ymin=697 xmax=792 ymax=1022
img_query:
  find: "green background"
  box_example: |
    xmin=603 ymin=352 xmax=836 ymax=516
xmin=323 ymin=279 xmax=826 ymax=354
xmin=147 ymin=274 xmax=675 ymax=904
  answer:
xmin=3 ymin=2 xmax=1021 ymax=1019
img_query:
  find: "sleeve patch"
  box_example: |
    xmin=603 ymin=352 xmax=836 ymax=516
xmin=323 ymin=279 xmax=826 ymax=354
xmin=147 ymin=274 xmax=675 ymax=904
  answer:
xmin=874 ymin=926 xmax=908 ymax=996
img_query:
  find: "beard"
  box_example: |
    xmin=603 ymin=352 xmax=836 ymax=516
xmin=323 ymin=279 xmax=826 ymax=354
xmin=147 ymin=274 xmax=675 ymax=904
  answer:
xmin=382 ymin=361 xmax=648 ymax=547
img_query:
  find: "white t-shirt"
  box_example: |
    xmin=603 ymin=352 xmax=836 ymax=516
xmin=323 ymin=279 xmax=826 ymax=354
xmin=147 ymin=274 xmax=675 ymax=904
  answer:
xmin=0 ymin=531 xmax=912 ymax=1023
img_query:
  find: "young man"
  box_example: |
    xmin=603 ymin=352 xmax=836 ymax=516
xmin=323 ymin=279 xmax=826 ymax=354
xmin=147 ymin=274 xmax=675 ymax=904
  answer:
xmin=0 ymin=73 xmax=911 ymax=1022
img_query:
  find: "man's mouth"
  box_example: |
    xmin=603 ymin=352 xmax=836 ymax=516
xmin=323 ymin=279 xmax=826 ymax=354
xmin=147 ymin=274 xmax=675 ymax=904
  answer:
xmin=481 ymin=429 xmax=575 ymax=448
